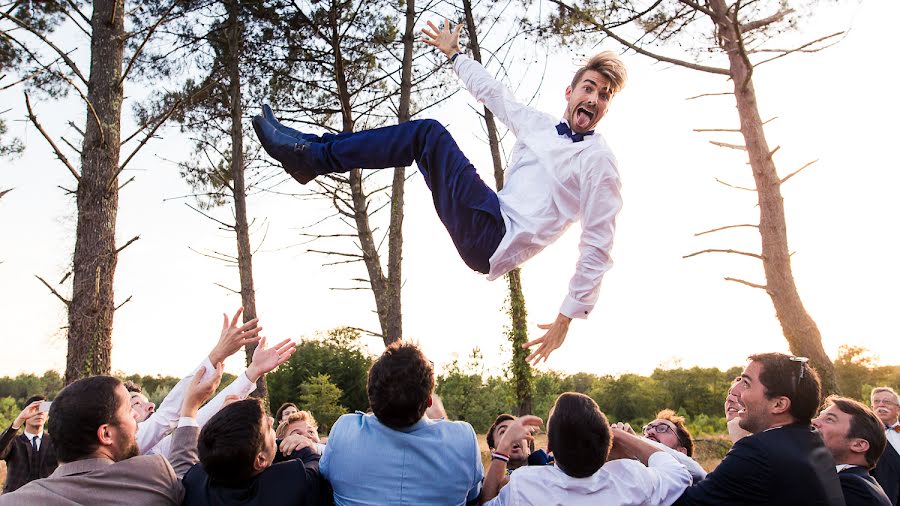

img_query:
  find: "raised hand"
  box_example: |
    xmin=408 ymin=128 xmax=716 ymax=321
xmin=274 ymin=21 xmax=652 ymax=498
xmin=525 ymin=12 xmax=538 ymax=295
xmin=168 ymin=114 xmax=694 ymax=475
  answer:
xmin=209 ymin=307 xmax=262 ymax=364
xmin=280 ymin=433 xmax=317 ymax=456
xmin=523 ymin=313 xmax=572 ymax=364
xmin=495 ymin=415 xmax=543 ymax=455
xmin=12 ymin=400 xmax=44 ymax=430
xmin=420 ymin=17 xmax=463 ymax=59
xmin=182 ymin=363 xmax=225 ymax=418
xmin=246 ymin=336 xmax=297 ymax=382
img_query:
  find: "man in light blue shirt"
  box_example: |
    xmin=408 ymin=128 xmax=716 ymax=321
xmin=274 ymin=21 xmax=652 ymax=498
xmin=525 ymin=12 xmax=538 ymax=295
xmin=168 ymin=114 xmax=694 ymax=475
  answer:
xmin=320 ymin=342 xmax=483 ymax=505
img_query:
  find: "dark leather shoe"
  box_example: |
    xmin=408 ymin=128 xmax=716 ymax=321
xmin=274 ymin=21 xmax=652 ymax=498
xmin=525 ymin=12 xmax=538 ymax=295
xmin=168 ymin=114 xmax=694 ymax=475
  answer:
xmin=252 ymin=115 xmax=317 ymax=184
xmin=262 ymin=104 xmax=320 ymax=142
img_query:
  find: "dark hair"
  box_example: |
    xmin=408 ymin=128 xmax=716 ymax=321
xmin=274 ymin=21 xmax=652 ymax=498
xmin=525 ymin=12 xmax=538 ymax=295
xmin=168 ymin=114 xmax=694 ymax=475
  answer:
xmin=825 ymin=396 xmax=887 ymax=469
xmin=122 ymin=381 xmax=143 ymax=394
xmin=367 ymin=341 xmax=434 ymax=428
xmin=24 ymin=395 xmax=46 ymax=407
xmin=49 ymin=376 xmax=122 ymax=463
xmin=748 ymin=353 xmax=822 ymax=425
xmin=274 ymin=402 xmax=298 ymax=422
xmin=199 ymin=399 xmax=267 ymax=482
xmin=487 ymin=414 xmax=516 ymax=449
xmin=655 ymin=409 xmax=694 ymax=457
xmin=547 ymin=392 xmax=611 ymax=478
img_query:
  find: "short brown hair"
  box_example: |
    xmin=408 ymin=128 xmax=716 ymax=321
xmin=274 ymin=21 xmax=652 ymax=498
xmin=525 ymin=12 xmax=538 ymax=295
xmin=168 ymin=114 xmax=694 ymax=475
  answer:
xmin=548 ymin=393 xmax=611 ymax=478
xmin=487 ymin=414 xmax=516 ymax=449
xmin=748 ymin=353 xmax=822 ymax=425
xmin=655 ymin=409 xmax=694 ymax=457
xmin=199 ymin=399 xmax=267 ymax=482
xmin=367 ymin=341 xmax=434 ymax=428
xmin=570 ymin=51 xmax=627 ymax=95
xmin=824 ymin=395 xmax=887 ymax=469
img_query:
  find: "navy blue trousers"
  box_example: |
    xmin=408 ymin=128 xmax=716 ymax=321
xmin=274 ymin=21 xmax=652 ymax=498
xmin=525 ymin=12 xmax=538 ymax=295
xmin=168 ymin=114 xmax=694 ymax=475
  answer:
xmin=305 ymin=119 xmax=505 ymax=274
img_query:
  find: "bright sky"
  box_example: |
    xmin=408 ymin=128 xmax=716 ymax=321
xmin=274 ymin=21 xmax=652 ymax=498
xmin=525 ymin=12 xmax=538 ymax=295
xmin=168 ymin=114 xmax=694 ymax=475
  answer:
xmin=1 ymin=1 xmax=897 ymax=380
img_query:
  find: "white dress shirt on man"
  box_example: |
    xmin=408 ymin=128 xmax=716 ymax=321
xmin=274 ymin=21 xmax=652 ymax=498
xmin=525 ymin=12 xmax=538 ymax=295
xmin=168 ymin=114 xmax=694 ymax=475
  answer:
xmin=886 ymin=422 xmax=900 ymax=455
xmin=483 ymin=452 xmax=691 ymax=506
xmin=453 ymin=54 xmax=623 ymax=320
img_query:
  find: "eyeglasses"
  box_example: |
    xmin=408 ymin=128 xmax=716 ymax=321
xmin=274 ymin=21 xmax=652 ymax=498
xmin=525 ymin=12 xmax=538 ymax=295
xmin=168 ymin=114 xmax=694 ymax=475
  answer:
xmin=642 ymin=422 xmax=677 ymax=435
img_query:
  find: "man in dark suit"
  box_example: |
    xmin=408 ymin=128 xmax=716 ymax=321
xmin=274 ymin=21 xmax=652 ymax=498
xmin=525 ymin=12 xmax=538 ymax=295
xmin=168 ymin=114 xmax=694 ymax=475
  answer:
xmin=871 ymin=387 xmax=900 ymax=505
xmin=0 ymin=395 xmax=57 ymax=492
xmin=675 ymin=352 xmax=844 ymax=506
xmin=181 ymin=398 xmax=325 ymax=506
xmin=0 ymin=364 xmax=223 ymax=506
xmin=813 ymin=395 xmax=891 ymax=506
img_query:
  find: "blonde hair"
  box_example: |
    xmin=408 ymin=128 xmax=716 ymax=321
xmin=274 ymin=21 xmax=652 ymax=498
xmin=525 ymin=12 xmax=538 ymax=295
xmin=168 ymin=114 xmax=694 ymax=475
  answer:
xmin=570 ymin=51 xmax=627 ymax=95
xmin=275 ymin=410 xmax=318 ymax=439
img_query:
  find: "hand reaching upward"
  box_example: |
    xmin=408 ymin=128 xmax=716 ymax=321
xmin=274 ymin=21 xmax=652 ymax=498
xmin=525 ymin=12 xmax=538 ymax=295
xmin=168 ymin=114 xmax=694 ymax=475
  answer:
xmin=209 ymin=307 xmax=262 ymax=365
xmin=246 ymin=336 xmax=297 ymax=382
xmin=421 ymin=18 xmax=463 ymax=59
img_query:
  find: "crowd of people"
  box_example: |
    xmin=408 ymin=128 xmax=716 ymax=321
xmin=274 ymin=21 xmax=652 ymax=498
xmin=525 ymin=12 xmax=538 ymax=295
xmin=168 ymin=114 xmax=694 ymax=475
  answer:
xmin=0 ymin=308 xmax=897 ymax=505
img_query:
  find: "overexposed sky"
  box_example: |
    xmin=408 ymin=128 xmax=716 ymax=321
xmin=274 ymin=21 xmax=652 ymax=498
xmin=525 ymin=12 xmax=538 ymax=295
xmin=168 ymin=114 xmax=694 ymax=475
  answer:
xmin=1 ymin=1 xmax=897 ymax=380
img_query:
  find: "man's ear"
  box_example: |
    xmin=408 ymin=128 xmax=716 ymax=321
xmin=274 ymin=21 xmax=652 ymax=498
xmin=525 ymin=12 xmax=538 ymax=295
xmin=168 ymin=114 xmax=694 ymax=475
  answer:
xmin=96 ymin=423 xmax=114 ymax=446
xmin=564 ymin=86 xmax=572 ymax=102
xmin=849 ymin=438 xmax=870 ymax=455
xmin=771 ymin=396 xmax=792 ymax=416
xmin=252 ymin=451 xmax=269 ymax=473
xmin=427 ymin=396 xmax=433 ymax=408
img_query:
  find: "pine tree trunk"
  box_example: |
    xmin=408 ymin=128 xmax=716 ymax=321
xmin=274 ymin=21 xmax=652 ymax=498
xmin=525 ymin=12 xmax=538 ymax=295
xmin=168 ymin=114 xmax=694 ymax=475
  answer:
xmin=65 ymin=0 xmax=125 ymax=384
xmin=462 ymin=0 xmax=533 ymax=415
xmin=225 ymin=1 xmax=266 ymax=400
xmin=709 ymin=0 xmax=837 ymax=394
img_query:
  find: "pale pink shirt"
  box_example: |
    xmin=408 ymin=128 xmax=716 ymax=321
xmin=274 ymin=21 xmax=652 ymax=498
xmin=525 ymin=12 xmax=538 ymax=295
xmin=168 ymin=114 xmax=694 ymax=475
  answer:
xmin=453 ymin=54 xmax=623 ymax=319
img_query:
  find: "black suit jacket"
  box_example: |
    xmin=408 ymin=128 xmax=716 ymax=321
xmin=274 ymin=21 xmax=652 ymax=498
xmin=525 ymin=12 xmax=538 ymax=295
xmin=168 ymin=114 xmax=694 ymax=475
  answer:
xmin=840 ymin=466 xmax=891 ymax=506
xmin=0 ymin=425 xmax=58 ymax=493
xmin=675 ymin=423 xmax=845 ymax=506
xmin=873 ymin=442 xmax=900 ymax=506
xmin=182 ymin=447 xmax=326 ymax=506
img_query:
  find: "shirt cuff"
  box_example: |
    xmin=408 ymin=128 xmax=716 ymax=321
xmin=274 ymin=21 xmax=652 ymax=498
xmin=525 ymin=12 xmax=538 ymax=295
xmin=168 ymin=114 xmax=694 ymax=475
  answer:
xmin=559 ymin=295 xmax=593 ymax=319
xmin=198 ymin=357 xmax=215 ymax=375
xmin=238 ymin=371 xmax=259 ymax=396
xmin=177 ymin=417 xmax=199 ymax=428
xmin=647 ymin=451 xmax=678 ymax=467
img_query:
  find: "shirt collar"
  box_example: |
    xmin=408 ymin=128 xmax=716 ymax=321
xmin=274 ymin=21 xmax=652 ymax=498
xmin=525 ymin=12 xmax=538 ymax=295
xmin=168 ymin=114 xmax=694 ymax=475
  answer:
xmin=51 ymin=457 xmax=116 ymax=477
xmin=836 ymin=464 xmax=860 ymax=473
xmin=24 ymin=430 xmax=43 ymax=440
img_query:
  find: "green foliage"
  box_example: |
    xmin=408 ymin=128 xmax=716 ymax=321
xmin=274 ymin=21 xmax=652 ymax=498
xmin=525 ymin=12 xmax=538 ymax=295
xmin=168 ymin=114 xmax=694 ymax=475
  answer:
xmin=436 ymin=350 xmax=515 ymax=433
xmin=834 ymin=345 xmax=900 ymax=401
xmin=0 ymin=397 xmax=20 ymax=429
xmin=0 ymin=371 xmax=64 ymax=404
xmin=267 ymin=327 xmax=372 ymax=417
xmin=297 ymin=373 xmax=346 ymax=432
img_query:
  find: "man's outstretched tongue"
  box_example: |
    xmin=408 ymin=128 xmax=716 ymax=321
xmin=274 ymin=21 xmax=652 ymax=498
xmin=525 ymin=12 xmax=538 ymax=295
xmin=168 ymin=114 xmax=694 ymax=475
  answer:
xmin=574 ymin=107 xmax=593 ymax=131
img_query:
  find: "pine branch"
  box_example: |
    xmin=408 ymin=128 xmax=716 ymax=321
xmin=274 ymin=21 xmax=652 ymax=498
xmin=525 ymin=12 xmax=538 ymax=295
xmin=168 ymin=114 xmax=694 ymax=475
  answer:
xmin=695 ymin=224 xmax=758 ymax=236
xmin=724 ymin=277 xmax=767 ymax=290
xmin=683 ymin=248 xmax=764 ymax=260
xmin=780 ymin=159 xmax=818 ymax=185
xmin=0 ymin=10 xmax=88 ymax=85
xmin=35 ymin=275 xmax=71 ymax=306
xmin=24 ymin=93 xmax=80 ymax=181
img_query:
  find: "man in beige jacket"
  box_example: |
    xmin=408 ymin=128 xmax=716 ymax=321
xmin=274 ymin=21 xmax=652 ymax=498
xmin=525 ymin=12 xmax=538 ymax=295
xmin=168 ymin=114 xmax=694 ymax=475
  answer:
xmin=0 ymin=364 xmax=223 ymax=505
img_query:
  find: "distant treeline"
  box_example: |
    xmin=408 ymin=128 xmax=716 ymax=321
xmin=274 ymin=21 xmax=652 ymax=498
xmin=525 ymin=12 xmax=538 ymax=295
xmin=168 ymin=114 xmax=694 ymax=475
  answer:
xmin=2 ymin=332 xmax=896 ymax=436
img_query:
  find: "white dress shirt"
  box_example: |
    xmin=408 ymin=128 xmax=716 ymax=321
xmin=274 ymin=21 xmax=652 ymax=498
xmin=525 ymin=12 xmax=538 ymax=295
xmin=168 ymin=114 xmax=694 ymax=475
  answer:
xmin=146 ymin=370 xmax=257 ymax=458
xmin=886 ymin=421 xmax=900 ymax=455
xmin=136 ymin=357 xmax=215 ymax=454
xmin=643 ymin=437 xmax=707 ymax=482
xmin=23 ymin=431 xmax=43 ymax=452
xmin=484 ymin=452 xmax=691 ymax=506
xmin=454 ymin=55 xmax=623 ymax=319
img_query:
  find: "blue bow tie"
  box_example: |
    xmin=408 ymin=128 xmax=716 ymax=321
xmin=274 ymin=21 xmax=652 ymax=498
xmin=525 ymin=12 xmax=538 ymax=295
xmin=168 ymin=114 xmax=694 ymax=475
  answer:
xmin=556 ymin=122 xmax=593 ymax=143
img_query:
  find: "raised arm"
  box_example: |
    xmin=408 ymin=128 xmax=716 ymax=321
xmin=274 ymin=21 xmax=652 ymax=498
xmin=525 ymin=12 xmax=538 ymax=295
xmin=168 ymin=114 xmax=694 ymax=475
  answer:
xmin=137 ymin=307 xmax=262 ymax=454
xmin=480 ymin=415 xmax=542 ymax=505
xmin=0 ymin=401 xmax=41 ymax=459
xmin=168 ymin=363 xmax=224 ymax=478
xmin=421 ymin=18 xmax=546 ymax=136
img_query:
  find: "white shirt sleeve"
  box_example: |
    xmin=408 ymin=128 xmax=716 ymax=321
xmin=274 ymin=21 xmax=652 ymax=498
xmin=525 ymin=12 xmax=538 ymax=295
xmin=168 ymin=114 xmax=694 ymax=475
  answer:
xmin=642 ymin=452 xmax=693 ymax=506
xmin=643 ymin=438 xmax=708 ymax=482
xmin=453 ymin=54 xmax=545 ymax=137
xmin=560 ymin=155 xmax=622 ymax=319
xmin=136 ymin=356 xmax=213 ymax=454
xmin=195 ymin=371 xmax=257 ymax=427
